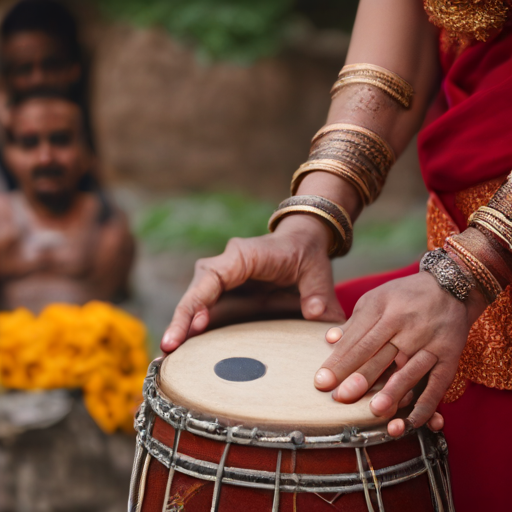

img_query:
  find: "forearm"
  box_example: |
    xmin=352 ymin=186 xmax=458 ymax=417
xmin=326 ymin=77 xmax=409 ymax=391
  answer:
xmin=294 ymin=0 xmax=440 ymax=224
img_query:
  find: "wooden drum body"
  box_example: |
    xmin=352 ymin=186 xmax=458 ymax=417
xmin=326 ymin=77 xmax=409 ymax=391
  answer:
xmin=129 ymin=320 xmax=454 ymax=512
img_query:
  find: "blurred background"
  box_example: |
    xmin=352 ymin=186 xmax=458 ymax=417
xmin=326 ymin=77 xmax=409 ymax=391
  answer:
xmin=5 ymin=0 xmax=427 ymax=342
xmin=0 ymin=0 xmax=428 ymax=510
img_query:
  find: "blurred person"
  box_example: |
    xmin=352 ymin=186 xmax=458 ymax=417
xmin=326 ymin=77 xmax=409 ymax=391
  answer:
xmin=0 ymin=0 xmax=104 ymax=204
xmin=0 ymin=94 xmax=134 ymax=312
xmin=0 ymin=0 xmax=84 ymax=105
xmin=160 ymin=0 xmax=512 ymax=510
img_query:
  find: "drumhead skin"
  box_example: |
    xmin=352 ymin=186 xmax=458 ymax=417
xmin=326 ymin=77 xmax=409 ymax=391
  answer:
xmin=159 ymin=320 xmax=397 ymax=435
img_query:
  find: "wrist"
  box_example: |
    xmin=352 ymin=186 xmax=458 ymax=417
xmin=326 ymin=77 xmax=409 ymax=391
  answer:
xmin=295 ymin=172 xmax=363 ymax=222
xmin=274 ymin=214 xmax=333 ymax=253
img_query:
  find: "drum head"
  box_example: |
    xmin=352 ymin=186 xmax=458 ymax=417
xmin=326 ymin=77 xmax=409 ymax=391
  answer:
xmin=159 ymin=320 xmax=394 ymax=435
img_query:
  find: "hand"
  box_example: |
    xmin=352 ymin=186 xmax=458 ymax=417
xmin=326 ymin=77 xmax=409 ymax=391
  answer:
xmin=314 ymin=271 xmax=487 ymax=436
xmin=161 ymin=215 xmax=346 ymax=352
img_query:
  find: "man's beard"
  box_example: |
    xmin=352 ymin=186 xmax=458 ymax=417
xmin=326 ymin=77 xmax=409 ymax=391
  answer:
xmin=34 ymin=190 xmax=74 ymax=214
xmin=32 ymin=166 xmax=75 ymax=215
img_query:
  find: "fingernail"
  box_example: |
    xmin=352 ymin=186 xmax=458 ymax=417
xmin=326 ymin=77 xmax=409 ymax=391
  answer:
xmin=308 ymin=297 xmax=325 ymax=317
xmin=370 ymin=393 xmax=391 ymax=412
xmin=326 ymin=327 xmax=343 ymax=344
xmin=161 ymin=332 xmax=174 ymax=350
xmin=315 ymin=368 xmax=331 ymax=386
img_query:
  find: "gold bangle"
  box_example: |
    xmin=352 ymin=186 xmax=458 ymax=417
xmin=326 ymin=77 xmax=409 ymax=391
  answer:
xmin=290 ymin=160 xmax=373 ymax=205
xmin=310 ymin=133 xmax=391 ymax=180
xmin=445 ymin=236 xmax=502 ymax=303
xmin=311 ymin=123 xmax=396 ymax=167
xmin=486 ymin=173 xmax=512 ymax=219
xmin=469 ymin=206 xmax=512 ymax=250
xmin=292 ymin=123 xmax=395 ymax=204
xmin=268 ymin=195 xmax=353 ymax=257
xmin=331 ymin=63 xmax=414 ymax=109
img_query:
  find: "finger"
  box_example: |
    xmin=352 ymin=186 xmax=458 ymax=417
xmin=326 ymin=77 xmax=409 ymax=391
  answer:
xmin=333 ymin=342 xmax=398 ymax=403
xmin=187 ymin=309 xmax=211 ymax=339
xmin=398 ymin=389 xmax=414 ymax=409
xmin=370 ymin=349 xmax=438 ymax=417
xmin=161 ymin=255 xmax=236 ymax=352
xmin=394 ymin=350 xmax=409 ymax=369
xmin=407 ymin=361 xmax=455 ymax=429
xmin=297 ymin=256 xmax=345 ymax=322
xmin=315 ymin=315 xmax=395 ymax=391
xmin=387 ymin=418 xmax=406 ymax=437
xmin=427 ymin=412 xmax=444 ymax=432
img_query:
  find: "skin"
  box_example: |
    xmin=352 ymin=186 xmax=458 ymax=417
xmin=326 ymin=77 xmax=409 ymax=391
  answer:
xmin=0 ymin=98 xmax=134 ymax=312
xmin=161 ymin=0 xmax=490 ymax=435
xmin=1 ymin=31 xmax=80 ymax=97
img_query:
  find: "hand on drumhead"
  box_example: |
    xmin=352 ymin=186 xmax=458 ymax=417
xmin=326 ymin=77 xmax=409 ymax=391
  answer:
xmin=314 ymin=271 xmax=487 ymax=436
xmin=161 ymin=215 xmax=346 ymax=352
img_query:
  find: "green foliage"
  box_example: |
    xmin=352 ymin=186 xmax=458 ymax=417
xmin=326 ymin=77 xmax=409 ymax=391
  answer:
xmin=354 ymin=214 xmax=427 ymax=255
xmin=136 ymin=192 xmax=275 ymax=253
xmin=93 ymin=0 xmax=293 ymax=63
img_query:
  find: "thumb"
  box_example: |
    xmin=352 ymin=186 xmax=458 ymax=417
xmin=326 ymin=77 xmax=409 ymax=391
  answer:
xmin=297 ymin=256 xmax=345 ymax=322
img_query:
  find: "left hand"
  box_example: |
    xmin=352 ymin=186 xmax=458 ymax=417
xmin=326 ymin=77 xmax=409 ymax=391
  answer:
xmin=314 ymin=271 xmax=487 ymax=436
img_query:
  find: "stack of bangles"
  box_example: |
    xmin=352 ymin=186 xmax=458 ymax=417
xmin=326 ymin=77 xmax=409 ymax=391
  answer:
xmin=421 ymin=171 xmax=512 ymax=303
xmin=269 ymin=63 xmax=414 ymax=258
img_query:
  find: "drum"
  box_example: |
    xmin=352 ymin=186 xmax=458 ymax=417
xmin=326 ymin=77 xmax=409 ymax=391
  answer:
xmin=129 ymin=320 xmax=454 ymax=512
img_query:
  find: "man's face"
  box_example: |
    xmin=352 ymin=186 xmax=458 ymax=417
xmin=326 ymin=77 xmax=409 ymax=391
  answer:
xmin=1 ymin=31 xmax=80 ymax=97
xmin=4 ymin=98 xmax=91 ymax=211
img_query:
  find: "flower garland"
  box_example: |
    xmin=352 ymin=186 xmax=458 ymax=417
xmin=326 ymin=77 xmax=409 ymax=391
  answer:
xmin=0 ymin=301 xmax=150 ymax=433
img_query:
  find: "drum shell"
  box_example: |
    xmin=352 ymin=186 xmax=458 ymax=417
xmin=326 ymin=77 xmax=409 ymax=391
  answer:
xmin=138 ymin=415 xmax=437 ymax=512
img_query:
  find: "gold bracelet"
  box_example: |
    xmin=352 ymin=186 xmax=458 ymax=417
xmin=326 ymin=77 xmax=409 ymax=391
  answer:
xmin=311 ymin=123 xmax=395 ymax=170
xmin=268 ymin=195 xmax=353 ymax=257
xmin=331 ymin=63 xmax=414 ymax=109
xmin=310 ymin=133 xmax=391 ymax=181
xmin=290 ymin=123 xmax=395 ymax=204
xmin=486 ymin=172 xmax=512 ymax=219
xmin=469 ymin=206 xmax=512 ymax=250
xmin=445 ymin=236 xmax=502 ymax=303
xmin=290 ymin=160 xmax=373 ymax=204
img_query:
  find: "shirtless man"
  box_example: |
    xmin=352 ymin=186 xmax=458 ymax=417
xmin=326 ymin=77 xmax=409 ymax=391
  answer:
xmin=0 ymin=95 xmax=134 ymax=312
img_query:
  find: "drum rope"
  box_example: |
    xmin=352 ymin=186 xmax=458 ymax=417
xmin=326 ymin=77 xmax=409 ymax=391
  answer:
xmin=356 ymin=447 xmax=375 ymax=512
xmin=162 ymin=427 xmax=183 ymax=512
xmin=128 ymin=443 xmax=146 ymax=512
xmin=418 ymin=429 xmax=445 ymax=512
xmin=363 ymin=447 xmax=385 ymax=512
xmin=135 ymin=412 xmax=155 ymax=512
xmin=272 ymin=450 xmax=282 ymax=512
xmin=135 ymin=453 xmax=152 ymax=512
xmin=210 ymin=442 xmax=231 ymax=512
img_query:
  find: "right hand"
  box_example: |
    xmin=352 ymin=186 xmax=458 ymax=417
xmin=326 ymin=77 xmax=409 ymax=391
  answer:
xmin=160 ymin=215 xmax=346 ymax=352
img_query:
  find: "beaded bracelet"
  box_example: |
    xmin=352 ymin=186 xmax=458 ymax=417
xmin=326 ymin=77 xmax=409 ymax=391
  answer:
xmin=268 ymin=195 xmax=353 ymax=258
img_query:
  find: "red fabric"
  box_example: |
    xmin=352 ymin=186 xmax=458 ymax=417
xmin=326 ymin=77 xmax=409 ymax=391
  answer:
xmin=418 ymin=25 xmax=512 ymax=229
xmin=335 ymin=262 xmax=420 ymax=318
xmin=334 ymin=26 xmax=512 ymax=510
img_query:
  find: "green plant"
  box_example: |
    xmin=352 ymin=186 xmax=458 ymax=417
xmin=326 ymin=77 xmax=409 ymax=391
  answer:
xmin=136 ymin=192 xmax=275 ymax=253
xmin=93 ymin=0 xmax=293 ymax=63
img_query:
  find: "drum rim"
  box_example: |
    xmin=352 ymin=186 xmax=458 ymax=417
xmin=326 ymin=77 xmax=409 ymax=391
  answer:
xmin=142 ymin=358 xmax=397 ymax=449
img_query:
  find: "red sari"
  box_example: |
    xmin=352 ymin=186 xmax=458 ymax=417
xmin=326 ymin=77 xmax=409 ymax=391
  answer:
xmin=335 ymin=25 xmax=512 ymax=512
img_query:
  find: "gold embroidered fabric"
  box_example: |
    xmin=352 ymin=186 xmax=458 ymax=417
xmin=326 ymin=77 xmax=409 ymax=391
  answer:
xmin=423 ymin=0 xmax=511 ymax=45
xmin=426 ymin=175 xmax=512 ymax=402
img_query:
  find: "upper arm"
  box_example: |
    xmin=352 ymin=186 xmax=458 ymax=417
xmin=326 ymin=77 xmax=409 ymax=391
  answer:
xmin=328 ymin=0 xmax=440 ymax=153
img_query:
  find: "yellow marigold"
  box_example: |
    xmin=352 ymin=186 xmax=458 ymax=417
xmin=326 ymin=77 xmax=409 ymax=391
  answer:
xmin=0 ymin=302 xmax=150 ymax=433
